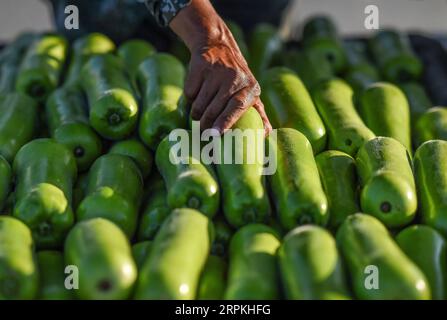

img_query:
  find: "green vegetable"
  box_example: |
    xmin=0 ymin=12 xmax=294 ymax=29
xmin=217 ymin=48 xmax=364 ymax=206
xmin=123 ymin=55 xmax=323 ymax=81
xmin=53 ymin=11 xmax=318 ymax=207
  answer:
xmin=16 ymin=34 xmax=68 ymax=102
xmin=197 ymin=255 xmax=227 ymax=300
xmin=0 ymin=93 xmax=38 ymax=163
xmin=108 ymin=139 xmax=153 ymax=179
xmin=359 ymin=82 xmax=412 ymax=152
xmin=248 ymin=24 xmax=281 ymax=78
xmin=37 ymin=250 xmax=73 ymax=300
xmin=225 ymin=224 xmax=280 ymax=299
xmin=64 ymin=218 xmax=137 ymax=300
xmin=0 ymin=216 xmax=38 ymax=300
xmin=46 ymin=87 xmax=102 ymax=171
xmin=414 ymin=107 xmax=447 ymax=146
xmin=135 ymin=208 xmax=213 ymax=300
xmin=211 ymin=218 xmax=233 ymax=257
xmin=155 ymin=133 xmax=220 ymax=217
xmin=312 ymin=78 xmax=375 ymax=156
xmin=132 ymin=241 xmax=152 ymax=269
xmin=337 ymin=213 xmax=430 ymax=300
xmin=399 ymin=82 xmax=432 ymax=124
xmin=81 ymin=54 xmax=138 ymax=140
xmin=215 ymin=108 xmax=271 ymax=227
xmin=414 ymin=140 xmax=447 ymax=236
xmin=72 ymin=172 xmax=88 ymax=212
xmin=0 ymin=156 xmax=12 ymax=212
xmin=137 ymin=53 xmax=187 ymax=149
xmin=13 ymin=139 xmax=77 ymax=248
xmin=356 ymin=137 xmax=417 ymax=228
xmin=268 ymin=128 xmax=328 ymax=229
xmin=396 ymin=225 xmax=447 ymax=300
xmin=279 ymin=225 xmax=350 ymax=299
xmin=261 ymin=67 xmax=327 ymax=153
xmin=316 ymin=150 xmax=360 ymax=230
xmin=77 ymin=154 xmax=143 ymax=238
xmin=369 ymin=30 xmax=422 ymax=82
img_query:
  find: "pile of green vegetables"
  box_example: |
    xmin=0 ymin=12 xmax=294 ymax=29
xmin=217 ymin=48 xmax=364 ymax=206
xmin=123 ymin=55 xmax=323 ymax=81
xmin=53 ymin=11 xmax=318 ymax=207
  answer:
xmin=0 ymin=16 xmax=446 ymax=300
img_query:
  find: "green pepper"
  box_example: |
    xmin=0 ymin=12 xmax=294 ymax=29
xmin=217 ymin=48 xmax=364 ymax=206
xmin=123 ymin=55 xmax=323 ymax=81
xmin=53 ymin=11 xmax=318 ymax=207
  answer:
xmin=337 ymin=213 xmax=430 ymax=300
xmin=137 ymin=175 xmax=169 ymax=241
xmin=37 ymin=250 xmax=74 ymax=300
xmin=359 ymin=82 xmax=412 ymax=152
xmin=302 ymin=16 xmax=346 ymax=73
xmin=356 ymin=137 xmax=417 ymax=228
xmin=0 ymin=93 xmax=38 ymax=163
xmin=0 ymin=156 xmax=12 ymax=212
xmin=399 ymin=82 xmax=432 ymax=125
xmin=211 ymin=218 xmax=233 ymax=257
xmin=279 ymin=225 xmax=350 ymax=300
xmin=65 ymin=218 xmax=137 ymax=300
xmin=0 ymin=216 xmax=38 ymax=300
xmin=248 ymin=24 xmax=281 ymax=78
xmin=369 ymin=30 xmax=422 ymax=82
xmin=268 ymin=128 xmax=328 ymax=229
xmin=0 ymin=62 xmax=19 ymax=94
xmin=135 ymin=208 xmax=214 ymax=300
xmin=77 ymin=154 xmax=143 ymax=238
xmin=414 ymin=140 xmax=447 ymax=235
xmin=72 ymin=172 xmax=89 ymax=212
xmin=225 ymin=224 xmax=280 ymax=299
xmin=80 ymin=54 xmax=139 ymax=140
xmin=197 ymin=255 xmax=227 ymax=300
xmin=13 ymin=138 xmax=77 ymax=249
xmin=215 ymin=107 xmax=271 ymax=227
xmin=108 ymin=139 xmax=153 ymax=179
xmin=261 ymin=67 xmax=327 ymax=153
xmin=46 ymin=87 xmax=102 ymax=171
xmin=396 ymin=225 xmax=447 ymax=300
xmin=316 ymin=150 xmax=360 ymax=230
xmin=64 ymin=33 xmax=115 ymax=87
xmin=16 ymin=34 xmax=68 ymax=102
xmin=132 ymin=241 xmax=152 ymax=269
xmin=414 ymin=107 xmax=447 ymax=146
xmin=136 ymin=53 xmax=187 ymax=149
xmin=155 ymin=133 xmax=220 ymax=217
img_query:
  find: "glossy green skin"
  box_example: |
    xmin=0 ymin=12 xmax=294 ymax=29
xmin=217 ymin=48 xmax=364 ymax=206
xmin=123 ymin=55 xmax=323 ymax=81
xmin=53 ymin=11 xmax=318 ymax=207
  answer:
xmin=261 ymin=67 xmax=327 ymax=153
xmin=198 ymin=255 xmax=227 ymax=300
xmin=156 ymin=134 xmax=220 ymax=218
xmin=226 ymin=20 xmax=249 ymax=62
xmin=64 ymin=33 xmax=115 ymax=87
xmin=0 ymin=93 xmax=38 ymax=163
xmin=414 ymin=140 xmax=447 ymax=235
xmin=137 ymin=53 xmax=187 ymax=149
xmin=248 ymin=24 xmax=281 ymax=78
xmin=337 ymin=214 xmax=430 ymax=300
xmin=215 ymin=107 xmax=271 ymax=227
xmin=0 ymin=216 xmax=38 ymax=300
xmin=279 ymin=225 xmax=350 ymax=300
xmin=81 ymin=54 xmax=138 ymax=140
xmin=77 ymin=154 xmax=143 ymax=238
xmin=268 ymin=128 xmax=328 ymax=229
xmin=13 ymin=139 xmax=77 ymax=249
xmin=132 ymin=241 xmax=152 ymax=269
xmin=302 ymin=16 xmax=346 ymax=73
xmin=46 ymin=87 xmax=102 ymax=171
xmin=0 ymin=63 xmax=19 ymax=94
xmin=316 ymin=150 xmax=359 ymax=230
xmin=37 ymin=250 xmax=73 ymax=300
xmin=211 ymin=219 xmax=233 ymax=257
xmin=72 ymin=172 xmax=88 ymax=213
xmin=356 ymin=137 xmax=417 ymax=227
xmin=399 ymin=82 xmax=432 ymax=124
xmin=137 ymin=177 xmax=169 ymax=241
xmin=135 ymin=208 xmax=213 ymax=300
xmin=65 ymin=218 xmax=137 ymax=300
xmin=225 ymin=224 xmax=280 ymax=300
xmin=0 ymin=32 xmax=37 ymax=65
xmin=16 ymin=34 xmax=67 ymax=102
xmin=396 ymin=225 xmax=447 ymax=300
xmin=415 ymin=107 xmax=447 ymax=146
xmin=283 ymin=49 xmax=333 ymax=90
xmin=0 ymin=156 xmax=11 ymax=212
xmin=369 ymin=30 xmax=422 ymax=82
xmin=360 ymin=82 xmax=412 ymax=152
xmin=118 ymin=39 xmax=155 ymax=78
xmin=109 ymin=139 xmax=153 ymax=179
xmin=312 ymin=78 xmax=375 ymax=156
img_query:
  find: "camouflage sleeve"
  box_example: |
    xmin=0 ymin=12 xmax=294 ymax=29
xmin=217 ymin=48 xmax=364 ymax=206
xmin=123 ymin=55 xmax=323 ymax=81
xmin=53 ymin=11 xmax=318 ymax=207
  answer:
xmin=144 ymin=0 xmax=192 ymax=27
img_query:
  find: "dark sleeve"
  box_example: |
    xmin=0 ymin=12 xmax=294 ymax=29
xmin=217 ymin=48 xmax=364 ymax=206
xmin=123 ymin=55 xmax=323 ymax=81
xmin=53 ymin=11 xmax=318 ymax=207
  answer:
xmin=144 ymin=0 xmax=192 ymax=27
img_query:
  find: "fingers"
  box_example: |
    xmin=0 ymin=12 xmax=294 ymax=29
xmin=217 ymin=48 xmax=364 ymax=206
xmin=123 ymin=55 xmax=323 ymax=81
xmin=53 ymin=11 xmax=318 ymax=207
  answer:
xmin=184 ymin=61 xmax=204 ymax=101
xmin=253 ymin=98 xmax=272 ymax=137
xmin=190 ymin=79 xmax=218 ymax=120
